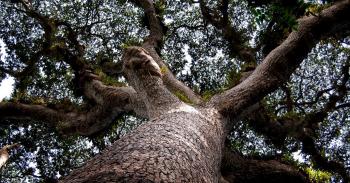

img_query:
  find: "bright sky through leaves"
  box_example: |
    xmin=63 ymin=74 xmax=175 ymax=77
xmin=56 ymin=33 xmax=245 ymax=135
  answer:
xmin=0 ymin=40 xmax=14 ymax=101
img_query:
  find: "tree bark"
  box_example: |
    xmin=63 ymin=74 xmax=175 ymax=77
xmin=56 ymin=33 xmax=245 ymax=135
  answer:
xmin=60 ymin=47 xmax=227 ymax=182
xmin=60 ymin=106 xmax=226 ymax=182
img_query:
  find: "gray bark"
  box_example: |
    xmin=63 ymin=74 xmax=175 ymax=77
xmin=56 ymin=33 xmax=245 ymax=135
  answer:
xmin=60 ymin=106 xmax=226 ymax=182
xmin=60 ymin=46 xmax=227 ymax=182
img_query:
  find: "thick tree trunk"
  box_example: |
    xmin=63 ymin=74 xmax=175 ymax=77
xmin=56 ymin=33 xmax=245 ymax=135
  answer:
xmin=60 ymin=47 xmax=227 ymax=182
xmin=60 ymin=105 xmax=226 ymax=182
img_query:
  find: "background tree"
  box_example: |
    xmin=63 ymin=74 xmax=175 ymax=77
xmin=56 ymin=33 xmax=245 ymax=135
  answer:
xmin=0 ymin=0 xmax=349 ymax=182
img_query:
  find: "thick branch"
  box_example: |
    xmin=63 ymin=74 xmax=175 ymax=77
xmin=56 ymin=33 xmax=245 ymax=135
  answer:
xmin=122 ymin=46 xmax=182 ymax=119
xmin=130 ymin=0 xmax=203 ymax=104
xmin=0 ymin=143 xmax=20 ymax=169
xmin=141 ymin=45 xmax=203 ymax=104
xmin=210 ymin=0 xmax=350 ymax=117
xmin=0 ymin=85 xmax=146 ymax=136
xmin=129 ymin=0 xmax=164 ymax=48
xmin=221 ymin=148 xmax=309 ymax=183
xmin=0 ymin=102 xmax=67 ymax=124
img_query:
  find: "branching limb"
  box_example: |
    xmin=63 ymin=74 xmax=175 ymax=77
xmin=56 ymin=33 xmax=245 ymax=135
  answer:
xmin=199 ymin=0 xmax=256 ymax=64
xmin=129 ymin=0 xmax=165 ymax=49
xmin=210 ymin=0 xmax=350 ymax=118
xmin=1 ymin=2 xmax=151 ymax=136
xmin=300 ymin=134 xmax=349 ymax=182
xmin=244 ymin=62 xmax=350 ymax=180
xmin=0 ymin=86 xmax=146 ymax=136
xmin=141 ymin=45 xmax=203 ymax=104
xmin=0 ymin=49 xmax=44 ymax=93
xmin=0 ymin=143 xmax=20 ymax=169
xmin=245 ymin=107 xmax=350 ymax=181
xmin=129 ymin=0 xmax=203 ymax=104
xmin=221 ymin=147 xmax=309 ymax=183
xmin=0 ymin=102 xmax=67 ymax=124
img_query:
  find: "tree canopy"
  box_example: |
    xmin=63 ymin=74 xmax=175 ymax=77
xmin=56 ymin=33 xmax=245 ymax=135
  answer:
xmin=0 ymin=0 xmax=349 ymax=182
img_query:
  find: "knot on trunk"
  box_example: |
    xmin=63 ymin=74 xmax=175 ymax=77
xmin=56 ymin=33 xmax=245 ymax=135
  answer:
xmin=122 ymin=46 xmax=162 ymax=77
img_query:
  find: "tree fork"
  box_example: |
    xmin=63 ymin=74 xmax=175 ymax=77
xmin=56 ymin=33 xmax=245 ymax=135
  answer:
xmin=59 ymin=47 xmax=226 ymax=182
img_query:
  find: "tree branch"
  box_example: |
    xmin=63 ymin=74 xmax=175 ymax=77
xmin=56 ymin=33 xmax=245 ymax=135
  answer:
xmin=129 ymin=0 xmax=165 ymax=48
xmin=199 ymin=0 xmax=256 ymax=64
xmin=0 ymin=86 xmax=146 ymax=136
xmin=210 ymin=0 xmax=350 ymax=118
xmin=130 ymin=0 xmax=203 ymax=104
xmin=0 ymin=143 xmax=20 ymax=169
xmin=244 ymin=62 xmax=350 ymax=180
xmin=0 ymin=102 xmax=67 ymax=124
xmin=221 ymin=147 xmax=309 ymax=183
xmin=300 ymin=134 xmax=349 ymax=182
xmin=1 ymin=2 xmax=152 ymax=136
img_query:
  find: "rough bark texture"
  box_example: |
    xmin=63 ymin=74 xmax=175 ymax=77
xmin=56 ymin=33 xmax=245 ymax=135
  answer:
xmin=60 ymin=107 xmax=225 ymax=182
xmin=60 ymin=47 xmax=226 ymax=182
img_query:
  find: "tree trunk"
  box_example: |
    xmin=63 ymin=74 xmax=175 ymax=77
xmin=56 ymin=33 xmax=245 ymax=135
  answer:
xmin=60 ymin=105 xmax=226 ymax=182
xmin=60 ymin=47 xmax=227 ymax=182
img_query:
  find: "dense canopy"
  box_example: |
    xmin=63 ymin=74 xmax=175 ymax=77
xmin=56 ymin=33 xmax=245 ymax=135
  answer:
xmin=0 ymin=0 xmax=349 ymax=182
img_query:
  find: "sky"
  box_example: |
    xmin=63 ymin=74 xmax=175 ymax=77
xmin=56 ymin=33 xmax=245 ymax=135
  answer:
xmin=0 ymin=39 xmax=14 ymax=101
xmin=0 ymin=77 xmax=14 ymax=101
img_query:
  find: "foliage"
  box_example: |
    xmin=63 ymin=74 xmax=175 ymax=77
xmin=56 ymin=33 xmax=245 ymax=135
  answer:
xmin=174 ymin=90 xmax=192 ymax=104
xmin=305 ymin=168 xmax=332 ymax=183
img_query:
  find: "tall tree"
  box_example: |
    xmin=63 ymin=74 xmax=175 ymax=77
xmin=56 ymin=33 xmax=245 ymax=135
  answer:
xmin=0 ymin=0 xmax=350 ymax=182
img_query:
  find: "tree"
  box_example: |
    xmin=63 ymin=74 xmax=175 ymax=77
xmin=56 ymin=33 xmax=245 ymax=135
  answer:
xmin=0 ymin=0 xmax=349 ymax=182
